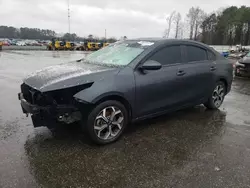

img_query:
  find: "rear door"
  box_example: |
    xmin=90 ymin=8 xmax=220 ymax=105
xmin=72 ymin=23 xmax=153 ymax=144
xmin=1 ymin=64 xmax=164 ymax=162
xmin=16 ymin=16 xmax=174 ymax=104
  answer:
xmin=183 ymin=45 xmax=217 ymax=102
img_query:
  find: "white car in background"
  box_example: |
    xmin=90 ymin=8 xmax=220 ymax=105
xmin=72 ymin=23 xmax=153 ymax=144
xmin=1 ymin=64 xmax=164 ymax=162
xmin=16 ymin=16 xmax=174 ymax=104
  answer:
xmin=16 ymin=41 xmax=26 ymax=46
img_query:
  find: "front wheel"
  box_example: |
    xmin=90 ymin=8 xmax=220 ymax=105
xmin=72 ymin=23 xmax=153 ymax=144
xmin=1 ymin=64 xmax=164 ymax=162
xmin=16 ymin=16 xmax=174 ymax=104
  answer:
xmin=84 ymin=100 xmax=128 ymax=145
xmin=204 ymin=81 xmax=226 ymax=109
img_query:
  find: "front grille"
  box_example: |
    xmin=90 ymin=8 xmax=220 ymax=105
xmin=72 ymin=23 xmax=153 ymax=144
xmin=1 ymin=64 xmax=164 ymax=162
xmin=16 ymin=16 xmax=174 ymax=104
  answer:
xmin=20 ymin=83 xmax=54 ymax=106
xmin=20 ymin=83 xmax=92 ymax=106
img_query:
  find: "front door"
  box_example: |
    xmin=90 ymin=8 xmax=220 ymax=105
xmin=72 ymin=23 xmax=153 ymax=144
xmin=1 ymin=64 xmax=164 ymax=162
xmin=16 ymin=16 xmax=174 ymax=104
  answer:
xmin=134 ymin=45 xmax=197 ymax=117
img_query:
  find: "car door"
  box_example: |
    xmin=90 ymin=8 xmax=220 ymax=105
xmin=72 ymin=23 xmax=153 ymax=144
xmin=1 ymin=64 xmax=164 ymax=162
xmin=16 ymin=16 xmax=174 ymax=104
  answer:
xmin=134 ymin=45 xmax=198 ymax=118
xmin=183 ymin=45 xmax=217 ymax=102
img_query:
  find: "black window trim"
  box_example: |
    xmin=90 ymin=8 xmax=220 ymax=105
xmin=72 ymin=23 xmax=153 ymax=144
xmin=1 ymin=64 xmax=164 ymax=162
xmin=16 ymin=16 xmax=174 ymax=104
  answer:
xmin=138 ymin=44 xmax=184 ymax=68
xmin=183 ymin=44 xmax=209 ymax=64
xmin=207 ymin=49 xmax=216 ymax=61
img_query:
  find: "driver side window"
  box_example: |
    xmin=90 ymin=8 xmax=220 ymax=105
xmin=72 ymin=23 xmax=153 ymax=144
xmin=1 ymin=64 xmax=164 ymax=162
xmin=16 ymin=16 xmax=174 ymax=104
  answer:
xmin=148 ymin=45 xmax=182 ymax=65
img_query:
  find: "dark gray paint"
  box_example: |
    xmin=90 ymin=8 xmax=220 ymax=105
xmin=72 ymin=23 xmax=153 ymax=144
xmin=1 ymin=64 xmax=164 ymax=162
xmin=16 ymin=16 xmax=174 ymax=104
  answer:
xmin=24 ymin=62 xmax=118 ymax=92
xmin=23 ymin=38 xmax=233 ymax=120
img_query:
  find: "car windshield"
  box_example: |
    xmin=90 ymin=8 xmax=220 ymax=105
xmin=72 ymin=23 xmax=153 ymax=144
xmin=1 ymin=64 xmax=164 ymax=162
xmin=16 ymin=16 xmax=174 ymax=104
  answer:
xmin=246 ymin=52 xmax=250 ymax=57
xmin=82 ymin=41 xmax=153 ymax=67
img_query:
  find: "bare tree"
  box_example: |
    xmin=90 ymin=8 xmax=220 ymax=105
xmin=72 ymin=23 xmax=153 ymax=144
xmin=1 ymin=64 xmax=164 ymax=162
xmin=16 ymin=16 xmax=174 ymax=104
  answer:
xmin=187 ymin=7 xmax=203 ymax=40
xmin=163 ymin=11 xmax=176 ymax=38
xmin=179 ymin=22 xmax=185 ymax=39
xmin=194 ymin=10 xmax=206 ymax=40
xmin=174 ymin=13 xmax=182 ymax=38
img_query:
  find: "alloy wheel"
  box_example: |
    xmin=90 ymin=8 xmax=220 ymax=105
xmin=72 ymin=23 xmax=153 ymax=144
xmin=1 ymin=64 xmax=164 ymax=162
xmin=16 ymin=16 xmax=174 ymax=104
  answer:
xmin=212 ymin=84 xmax=225 ymax=108
xmin=94 ymin=106 xmax=124 ymax=140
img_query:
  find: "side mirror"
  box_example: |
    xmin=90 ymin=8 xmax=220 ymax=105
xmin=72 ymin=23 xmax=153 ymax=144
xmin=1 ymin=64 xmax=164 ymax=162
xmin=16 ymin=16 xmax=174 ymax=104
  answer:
xmin=140 ymin=60 xmax=162 ymax=70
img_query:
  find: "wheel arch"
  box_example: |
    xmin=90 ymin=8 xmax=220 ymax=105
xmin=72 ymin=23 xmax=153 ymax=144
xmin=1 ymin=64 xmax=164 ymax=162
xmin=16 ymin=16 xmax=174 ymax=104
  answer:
xmin=94 ymin=94 xmax=132 ymax=120
xmin=218 ymin=77 xmax=228 ymax=93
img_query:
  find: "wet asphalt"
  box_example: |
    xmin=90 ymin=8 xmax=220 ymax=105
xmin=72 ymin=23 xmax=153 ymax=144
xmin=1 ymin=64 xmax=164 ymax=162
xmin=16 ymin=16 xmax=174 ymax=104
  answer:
xmin=0 ymin=51 xmax=250 ymax=188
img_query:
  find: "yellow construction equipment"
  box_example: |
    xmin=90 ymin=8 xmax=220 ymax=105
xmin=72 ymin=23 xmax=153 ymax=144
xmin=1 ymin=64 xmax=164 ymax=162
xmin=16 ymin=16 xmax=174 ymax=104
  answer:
xmin=86 ymin=42 xmax=105 ymax=51
xmin=47 ymin=39 xmax=75 ymax=51
xmin=102 ymin=42 xmax=110 ymax=47
xmin=0 ymin=41 xmax=2 ymax=51
xmin=65 ymin=42 xmax=75 ymax=50
xmin=95 ymin=43 xmax=102 ymax=51
xmin=86 ymin=42 xmax=96 ymax=51
xmin=47 ymin=40 xmax=64 ymax=50
xmin=60 ymin=40 xmax=111 ymax=51
xmin=55 ymin=41 xmax=65 ymax=50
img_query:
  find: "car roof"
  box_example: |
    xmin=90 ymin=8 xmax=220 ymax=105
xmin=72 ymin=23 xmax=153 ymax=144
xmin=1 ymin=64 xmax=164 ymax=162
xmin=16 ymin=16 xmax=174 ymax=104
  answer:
xmin=125 ymin=38 xmax=210 ymax=48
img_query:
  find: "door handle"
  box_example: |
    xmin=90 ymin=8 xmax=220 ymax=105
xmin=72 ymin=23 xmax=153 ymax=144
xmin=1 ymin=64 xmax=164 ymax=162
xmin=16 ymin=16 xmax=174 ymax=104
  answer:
xmin=177 ymin=70 xmax=186 ymax=76
xmin=210 ymin=66 xmax=216 ymax=71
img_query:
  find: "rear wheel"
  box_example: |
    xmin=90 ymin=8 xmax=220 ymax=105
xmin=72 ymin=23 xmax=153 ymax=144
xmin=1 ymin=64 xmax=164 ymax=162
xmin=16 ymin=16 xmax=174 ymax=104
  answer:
xmin=84 ymin=100 xmax=128 ymax=145
xmin=204 ymin=81 xmax=226 ymax=109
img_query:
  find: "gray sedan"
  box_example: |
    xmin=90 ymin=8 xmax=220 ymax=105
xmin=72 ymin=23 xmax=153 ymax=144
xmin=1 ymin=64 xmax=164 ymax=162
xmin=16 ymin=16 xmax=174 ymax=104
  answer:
xmin=18 ymin=39 xmax=233 ymax=144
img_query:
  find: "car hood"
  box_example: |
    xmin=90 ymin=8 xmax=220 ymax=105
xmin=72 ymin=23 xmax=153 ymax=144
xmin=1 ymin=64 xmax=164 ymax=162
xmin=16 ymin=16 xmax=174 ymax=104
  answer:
xmin=239 ymin=56 xmax=250 ymax=64
xmin=24 ymin=61 xmax=119 ymax=92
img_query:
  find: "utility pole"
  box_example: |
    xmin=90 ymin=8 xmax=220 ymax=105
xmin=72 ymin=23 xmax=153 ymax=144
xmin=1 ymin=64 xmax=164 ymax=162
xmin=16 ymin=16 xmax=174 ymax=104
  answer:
xmin=67 ymin=0 xmax=71 ymax=34
xmin=105 ymin=29 xmax=107 ymax=39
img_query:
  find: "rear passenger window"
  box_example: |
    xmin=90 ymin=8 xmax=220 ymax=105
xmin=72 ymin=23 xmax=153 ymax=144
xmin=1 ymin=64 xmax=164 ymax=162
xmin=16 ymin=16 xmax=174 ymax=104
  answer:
xmin=208 ymin=51 xmax=216 ymax=61
xmin=186 ymin=45 xmax=208 ymax=62
xmin=149 ymin=45 xmax=182 ymax=65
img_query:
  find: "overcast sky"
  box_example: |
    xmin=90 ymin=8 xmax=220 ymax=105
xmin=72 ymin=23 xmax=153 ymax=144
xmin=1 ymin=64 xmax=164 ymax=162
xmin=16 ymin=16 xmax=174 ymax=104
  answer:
xmin=1 ymin=0 xmax=250 ymax=38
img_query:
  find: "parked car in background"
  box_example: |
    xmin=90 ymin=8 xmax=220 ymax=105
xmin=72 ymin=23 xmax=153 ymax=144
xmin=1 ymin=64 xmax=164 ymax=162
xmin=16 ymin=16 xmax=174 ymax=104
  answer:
xmin=16 ymin=41 xmax=26 ymax=46
xmin=26 ymin=40 xmax=43 ymax=46
xmin=235 ymin=52 xmax=250 ymax=77
xmin=18 ymin=39 xmax=233 ymax=144
xmin=9 ymin=40 xmax=17 ymax=45
xmin=1 ymin=40 xmax=10 ymax=46
xmin=221 ymin=51 xmax=229 ymax=58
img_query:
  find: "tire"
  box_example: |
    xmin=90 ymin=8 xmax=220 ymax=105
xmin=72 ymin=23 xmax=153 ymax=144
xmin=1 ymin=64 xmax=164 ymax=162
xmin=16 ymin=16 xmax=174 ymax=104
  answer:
xmin=204 ymin=81 xmax=226 ymax=109
xmin=84 ymin=100 xmax=128 ymax=145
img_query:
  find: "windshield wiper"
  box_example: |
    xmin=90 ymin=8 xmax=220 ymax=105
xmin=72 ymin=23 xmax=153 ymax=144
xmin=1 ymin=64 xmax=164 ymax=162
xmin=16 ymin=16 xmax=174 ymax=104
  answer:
xmin=76 ymin=58 xmax=85 ymax=62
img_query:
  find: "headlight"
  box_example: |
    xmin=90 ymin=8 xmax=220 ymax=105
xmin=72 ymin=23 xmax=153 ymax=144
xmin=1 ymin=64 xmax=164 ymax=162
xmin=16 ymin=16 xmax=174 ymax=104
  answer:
xmin=235 ymin=61 xmax=245 ymax=67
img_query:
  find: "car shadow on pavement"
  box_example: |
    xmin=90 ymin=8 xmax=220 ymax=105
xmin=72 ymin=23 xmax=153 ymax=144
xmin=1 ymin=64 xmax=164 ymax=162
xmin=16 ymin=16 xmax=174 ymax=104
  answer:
xmin=24 ymin=105 xmax=227 ymax=188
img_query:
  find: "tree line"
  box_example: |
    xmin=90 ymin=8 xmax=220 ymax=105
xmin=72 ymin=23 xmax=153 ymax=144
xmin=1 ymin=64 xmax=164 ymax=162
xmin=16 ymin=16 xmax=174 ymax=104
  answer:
xmin=0 ymin=26 xmax=117 ymax=43
xmin=2 ymin=5 xmax=250 ymax=45
xmin=201 ymin=6 xmax=250 ymax=45
xmin=0 ymin=26 xmax=56 ymax=40
xmin=164 ymin=5 xmax=250 ymax=45
xmin=62 ymin=33 xmax=117 ymax=43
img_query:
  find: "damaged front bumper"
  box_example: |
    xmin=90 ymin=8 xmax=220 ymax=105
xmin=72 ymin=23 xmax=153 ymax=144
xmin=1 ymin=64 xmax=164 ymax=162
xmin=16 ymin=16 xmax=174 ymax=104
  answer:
xmin=235 ymin=67 xmax=250 ymax=77
xmin=18 ymin=93 xmax=82 ymax=128
xmin=235 ymin=63 xmax=250 ymax=77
